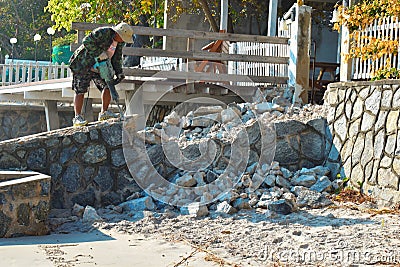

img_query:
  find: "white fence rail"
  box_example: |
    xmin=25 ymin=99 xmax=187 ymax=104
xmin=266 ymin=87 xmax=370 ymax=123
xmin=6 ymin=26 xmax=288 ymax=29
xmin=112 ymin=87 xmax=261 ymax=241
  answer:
xmin=0 ymin=62 xmax=71 ymax=86
xmin=352 ymin=16 xmax=400 ymax=80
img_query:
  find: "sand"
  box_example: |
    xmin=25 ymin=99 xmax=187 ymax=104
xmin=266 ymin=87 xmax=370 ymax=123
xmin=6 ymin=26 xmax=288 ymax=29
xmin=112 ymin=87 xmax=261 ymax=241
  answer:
xmin=1 ymin=203 xmax=398 ymax=267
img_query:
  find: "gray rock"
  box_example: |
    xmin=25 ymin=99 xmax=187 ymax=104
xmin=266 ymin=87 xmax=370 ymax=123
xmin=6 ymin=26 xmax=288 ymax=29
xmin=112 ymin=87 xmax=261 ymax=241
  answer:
xmin=72 ymin=203 xmax=85 ymax=218
xmin=191 ymin=113 xmax=220 ymax=128
xmin=193 ymin=106 xmax=223 ymax=116
xmin=94 ymin=166 xmax=113 ymax=191
xmin=73 ymin=132 xmax=88 ymax=144
xmin=61 ymin=164 xmax=80 ymax=193
xmin=219 ymin=191 xmax=239 ymax=203
xmin=275 ymin=120 xmax=306 ymax=137
xmin=264 ymin=174 xmax=276 ymax=187
xmin=246 ymin=121 xmax=261 ymax=146
xmin=147 ymin=144 xmax=164 ymax=165
xmin=206 ymin=171 xmax=218 ymax=183
xmin=60 ymin=146 xmax=78 ymax=164
xmin=274 ymin=139 xmax=299 ymax=164
xmin=111 ymin=148 xmax=125 ymax=167
xmin=89 ymin=129 xmax=99 ymax=140
xmin=280 ymin=167 xmax=292 ymax=179
xmin=310 ymin=166 xmax=331 ymax=177
xmin=119 ymin=196 xmax=155 ymax=212
xmin=254 ymin=102 xmax=274 ymax=113
xmin=0 ymin=153 xmax=20 ymax=170
xmin=310 ymin=176 xmax=332 ymax=193
xmin=232 ymin=198 xmax=251 ymax=210
xmin=82 ymin=206 xmax=102 ymax=223
xmin=164 ymin=111 xmax=180 ymax=125
xmin=259 ymin=192 xmax=273 ymax=201
xmin=276 ymin=176 xmax=291 ymax=188
xmin=301 ymin=132 xmax=324 ymax=161
xmin=27 ymin=148 xmax=46 ymax=170
xmin=291 ymin=175 xmax=317 ymax=187
xmin=216 ymin=201 xmax=237 ymax=214
xmin=176 ymin=173 xmax=196 ymax=187
xmin=246 ymin=162 xmax=258 ymax=174
xmin=101 ymin=123 xmax=122 ymax=147
xmin=290 ymin=186 xmax=308 ymax=197
xmin=266 ymin=199 xmax=296 ymax=215
xmin=193 ymin=172 xmax=206 ymax=186
xmin=180 ymin=203 xmax=209 ymax=217
xmin=71 ymin=187 xmax=96 ymax=207
xmin=221 ymin=108 xmax=239 ymax=124
xmin=296 ymin=189 xmax=333 ymax=208
xmin=249 ymin=173 xmax=264 ymax=191
xmin=50 ymin=163 xmax=62 ymax=180
xmin=282 ymin=192 xmax=298 ymax=211
xmin=83 ymin=144 xmax=107 ymax=164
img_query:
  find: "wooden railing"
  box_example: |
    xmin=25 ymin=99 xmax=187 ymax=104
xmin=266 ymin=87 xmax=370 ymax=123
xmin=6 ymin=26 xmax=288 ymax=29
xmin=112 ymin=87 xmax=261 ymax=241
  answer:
xmin=72 ymin=22 xmax=290 ymax=86
xmin=351 ymin=16 xmax=400 ymax=80
xmin=0 ymin=62 xmax=71 ymax=86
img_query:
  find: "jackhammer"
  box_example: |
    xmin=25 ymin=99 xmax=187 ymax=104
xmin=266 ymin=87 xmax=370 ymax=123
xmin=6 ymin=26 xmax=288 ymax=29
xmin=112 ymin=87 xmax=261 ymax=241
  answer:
xmin=93 ymin=58 xmax=125 ymax=120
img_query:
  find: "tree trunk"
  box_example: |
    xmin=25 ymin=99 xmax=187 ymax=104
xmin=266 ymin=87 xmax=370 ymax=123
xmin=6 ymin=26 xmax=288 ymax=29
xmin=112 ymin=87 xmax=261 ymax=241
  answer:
xmin=198 ymin=0 xmax=219 ymax=32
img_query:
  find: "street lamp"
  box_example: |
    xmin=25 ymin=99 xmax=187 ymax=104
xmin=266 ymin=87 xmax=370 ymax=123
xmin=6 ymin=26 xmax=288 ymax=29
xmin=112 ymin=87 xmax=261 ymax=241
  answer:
xmin=34 ymin=34 xmax=41 ymax=62
xmin=47 ymin=27 xmax=55 ymax=63
xmin=10 ymin=38 xmax=17 ymax=62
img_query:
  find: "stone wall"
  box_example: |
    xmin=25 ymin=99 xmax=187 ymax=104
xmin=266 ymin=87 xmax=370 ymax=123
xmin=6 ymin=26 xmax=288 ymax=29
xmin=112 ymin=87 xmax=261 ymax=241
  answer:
xmin=325 ymin=80 xmax=400 ymax=206
xmin=0 ymin=171 xmax=51 ymax=237
xmin=0 ymin=121 xmax=141 ymax=209
xmin=0 ymin=109 xmax=330 ymax=209
xmin=0 ymin=105 xmax=74 ymax=142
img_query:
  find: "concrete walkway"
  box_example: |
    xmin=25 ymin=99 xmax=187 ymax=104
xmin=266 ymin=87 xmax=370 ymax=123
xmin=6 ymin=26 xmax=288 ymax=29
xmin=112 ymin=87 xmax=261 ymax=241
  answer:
xmin=0 ymin=229 xmax=217 ymax=267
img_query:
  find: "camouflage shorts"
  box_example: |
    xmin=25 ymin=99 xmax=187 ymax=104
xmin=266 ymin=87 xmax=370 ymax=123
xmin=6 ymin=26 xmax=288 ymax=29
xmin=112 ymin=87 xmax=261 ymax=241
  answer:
xmin=72 ymin=71 xmax=108 ymax=95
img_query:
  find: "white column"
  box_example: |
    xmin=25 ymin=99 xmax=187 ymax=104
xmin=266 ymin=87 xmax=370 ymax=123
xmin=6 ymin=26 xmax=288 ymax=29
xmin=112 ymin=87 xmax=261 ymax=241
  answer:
xmin=287 ymin=4 xmax=312 ymax=104
xmin=267 ymin=0 xmax=278 ymax=36
xmin=163 ymin=0 xmax=168 ymax=50
xmin=220 ymin=0 xmax=228 ymax=31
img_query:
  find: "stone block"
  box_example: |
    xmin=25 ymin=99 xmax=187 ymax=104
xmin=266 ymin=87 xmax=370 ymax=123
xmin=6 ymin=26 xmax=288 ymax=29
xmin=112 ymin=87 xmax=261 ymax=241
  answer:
xmin=291 ymin=175 xmax=316 ymax=187
xmin=0 ymin=171 xmax=51 ymax=237
xmin=119 ymin=196 xmax=155 ymax=212
xmin=180 ymin=203 xmax=209 ymax=217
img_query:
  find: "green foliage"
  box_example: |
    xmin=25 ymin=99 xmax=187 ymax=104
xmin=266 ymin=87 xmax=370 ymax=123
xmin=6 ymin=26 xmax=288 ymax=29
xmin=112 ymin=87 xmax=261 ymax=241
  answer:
xmin=44 ymin=0 xmax=165 ymax=32
xmin=371 ymin=67 xmax=400 ymax=80
xmin=52 ymin=33 xmax=76 ymax=47
xmin=0 ymin=0 xmax=51 ymax=61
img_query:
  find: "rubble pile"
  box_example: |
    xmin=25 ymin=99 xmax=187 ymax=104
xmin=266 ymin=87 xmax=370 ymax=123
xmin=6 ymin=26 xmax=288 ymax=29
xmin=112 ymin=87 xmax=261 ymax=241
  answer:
xmin=122 ymin=100 xmax=336 ymax=216
xmin=49 ymin=100 xmax=338 ymax=228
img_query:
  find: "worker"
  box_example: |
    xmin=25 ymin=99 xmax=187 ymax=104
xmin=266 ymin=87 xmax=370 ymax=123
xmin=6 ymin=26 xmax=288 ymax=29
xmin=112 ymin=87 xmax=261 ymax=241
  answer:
xmin=69 ymin=22 xmax=134 ymax=127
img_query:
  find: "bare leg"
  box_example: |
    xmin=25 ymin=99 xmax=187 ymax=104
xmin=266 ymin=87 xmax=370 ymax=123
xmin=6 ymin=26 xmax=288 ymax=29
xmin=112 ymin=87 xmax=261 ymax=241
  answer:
xmin=101 ymin=88 xmax=111 ymax=113
xmin=74 ymin=93 xmax=85 ymax=116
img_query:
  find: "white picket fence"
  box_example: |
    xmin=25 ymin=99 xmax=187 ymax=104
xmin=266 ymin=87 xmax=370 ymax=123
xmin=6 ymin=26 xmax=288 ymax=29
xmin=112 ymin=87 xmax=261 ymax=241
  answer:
xmin=228 ymin=42 xmax=289 ymax=86
xmin=140 ymin=57 xmax=183 ymax=71
xmin=0 ymin=62 xmax=71 ymax=86
xmin=352 ymin=16 xmax=400 ymax=80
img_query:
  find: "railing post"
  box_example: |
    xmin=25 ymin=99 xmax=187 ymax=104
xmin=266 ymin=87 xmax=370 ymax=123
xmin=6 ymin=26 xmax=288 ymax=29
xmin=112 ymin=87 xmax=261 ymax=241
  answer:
xmin=44 ymin=100 xmax=60 ymax=131
xmin=339 ymin=25 xmax=352 ymax=81
xmin=287 ymin=4 xmax=312 ymax=104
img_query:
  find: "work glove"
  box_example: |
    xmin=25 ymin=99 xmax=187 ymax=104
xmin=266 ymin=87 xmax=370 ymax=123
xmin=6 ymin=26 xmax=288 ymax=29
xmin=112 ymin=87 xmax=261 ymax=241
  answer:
xmin=114 ymin=73 xmax=125 ymax=84
xmin=97 ymin=51 xmax=108 ymax=61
